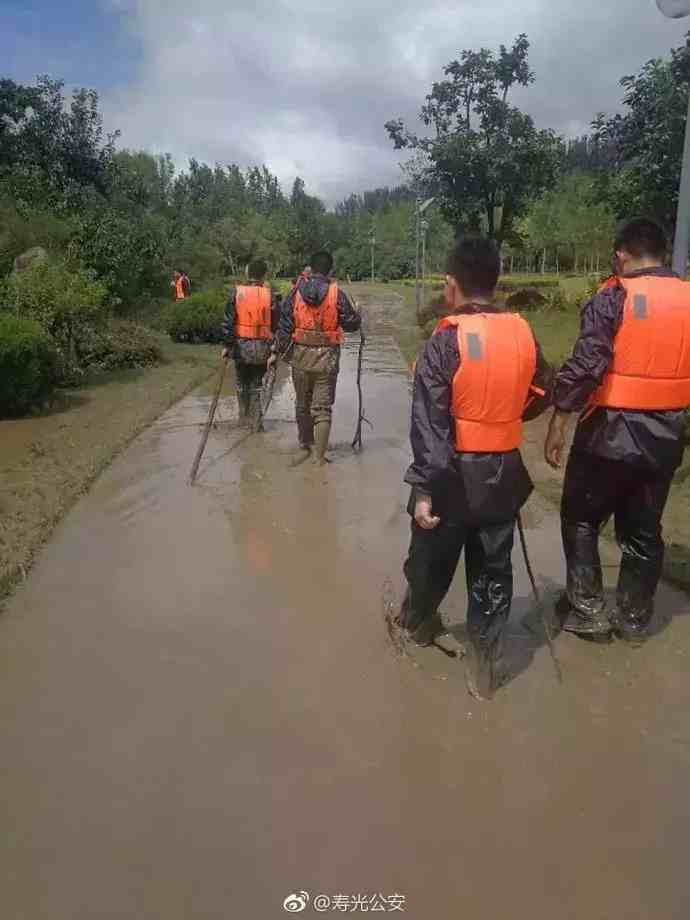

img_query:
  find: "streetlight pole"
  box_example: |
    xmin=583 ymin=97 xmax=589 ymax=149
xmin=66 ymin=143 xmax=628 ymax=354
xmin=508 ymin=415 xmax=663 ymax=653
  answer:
xmin=657 ymin=0 xmax=690 ymax=276
xmin=370 ymin=230 xmax=376 ymax=283
xmin=415 ymin=196 xmax=436 ymax=319
xmin=421 ymin=218 xmax=429 ymax=314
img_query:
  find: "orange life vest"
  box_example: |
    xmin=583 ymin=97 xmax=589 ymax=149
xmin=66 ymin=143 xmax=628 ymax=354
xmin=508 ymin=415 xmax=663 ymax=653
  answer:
xmin=292 ymin=283 xmax=343 ymax=346
xmin=234 ymin=285 xmax=272 ymax=340
xmin=435 ymin=312 xmax=537 ymax=452
xmin=589 ymin=275 xmax=690 ymax=411
xmin=175 ymin=278 xmax=186 ymax=300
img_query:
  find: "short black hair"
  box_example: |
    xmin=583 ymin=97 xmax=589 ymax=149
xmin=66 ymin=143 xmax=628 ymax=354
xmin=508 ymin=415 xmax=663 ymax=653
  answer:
xmin=615 ymin=218 xmax=667 ymax=261
xmin=446 ymin=237 xmax=500 ymax=297
xmin=248 ymin=258 xmax=268 ymax=280
xmin=310 ymin=251 xmax=334 ymax=275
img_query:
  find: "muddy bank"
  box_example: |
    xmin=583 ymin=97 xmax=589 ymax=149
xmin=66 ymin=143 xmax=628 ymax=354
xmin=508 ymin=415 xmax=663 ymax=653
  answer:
xmin=0 ymin=341 xmax=218 ymax=605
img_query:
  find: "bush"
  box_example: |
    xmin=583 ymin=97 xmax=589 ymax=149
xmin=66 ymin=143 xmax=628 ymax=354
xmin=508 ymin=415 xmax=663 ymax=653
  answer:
xmin=76 ymin=319 xmax=163 ymax=372
xmin=505 ymin=288 xmax=548 ymax=311
xmin=498 ymin=276 xmax=559 ymax=294
xmin=0 ymin=314 xmax=58 ymax=417
xmin=5 ymin=259 xmax=107 ymax=381
xmin=166 ymin=287 xmax=227 ymax=343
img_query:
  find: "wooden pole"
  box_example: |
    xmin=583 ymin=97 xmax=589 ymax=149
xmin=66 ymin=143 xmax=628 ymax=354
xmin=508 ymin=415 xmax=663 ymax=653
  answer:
xmin=188 ymin=360 xmax=228 ymax=486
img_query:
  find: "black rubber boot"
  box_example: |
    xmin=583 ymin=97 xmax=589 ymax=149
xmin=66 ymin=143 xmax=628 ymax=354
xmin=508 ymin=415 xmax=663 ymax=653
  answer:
xmin=610 ymin=604 xmax=652 ymax=647
xmin=561 ymin=608 xmax=613 ymax=641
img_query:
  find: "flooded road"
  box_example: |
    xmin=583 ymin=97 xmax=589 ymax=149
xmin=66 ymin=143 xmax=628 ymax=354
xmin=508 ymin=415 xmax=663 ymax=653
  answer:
xmin=2 ymin=293 xmax=690 ymax=919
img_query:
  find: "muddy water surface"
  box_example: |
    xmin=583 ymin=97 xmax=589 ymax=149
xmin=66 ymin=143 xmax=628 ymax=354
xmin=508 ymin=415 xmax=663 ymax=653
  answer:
xmin=2 ymin=295 xmax=690 ymax=919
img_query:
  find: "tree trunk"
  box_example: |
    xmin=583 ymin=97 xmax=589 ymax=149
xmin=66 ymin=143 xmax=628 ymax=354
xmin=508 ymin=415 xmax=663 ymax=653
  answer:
xmin=541 ymin=248 xmax=546 ymax=274
xmin=510 ymin=254 xmax=514 ymax=275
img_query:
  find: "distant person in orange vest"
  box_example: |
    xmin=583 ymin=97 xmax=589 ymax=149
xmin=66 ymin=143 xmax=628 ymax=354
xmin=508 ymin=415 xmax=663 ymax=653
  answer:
xmin=172 ymin=270 xmax=186 ymax=301
xmin=546 ymin=218 xmax=690 ymax=644
xmin=271 ymin=250 xmax=361 ymax=464
xmin=397 ymin=237 xmax=552 ymax=700
xmin=221 ymin=259 xmax=281 ymax=428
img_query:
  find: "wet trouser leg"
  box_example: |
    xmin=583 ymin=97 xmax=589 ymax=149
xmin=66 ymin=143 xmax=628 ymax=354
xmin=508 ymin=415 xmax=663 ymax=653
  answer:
xmin=561 ymin=451 xmax=618 ymax=635
xmin=561 ymin=450 xmax=672 ymax=640
xmin=463 ymin=521 xmax=515 ymax=696
xmin=613 ymin=472 xmax=672 ymax=642
xmin=236 ymin=362 xmax=265 ymax=427
xmin=292 ymin=368 xmax=315 ymax=448
xmin=234 ymin=360 xmax=252 ymax=424
xmin=401 ymin=520 xmax=466 ymax=641
xmin=311 ymin=371 xmax=338 ymax=462
xmin=464 ymin=521 xmax=515 ymax=649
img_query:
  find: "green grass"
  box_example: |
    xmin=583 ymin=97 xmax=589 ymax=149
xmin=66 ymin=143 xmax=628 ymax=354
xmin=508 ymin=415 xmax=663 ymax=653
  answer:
xmin=526 ymin=310 xmax=580 ymax=367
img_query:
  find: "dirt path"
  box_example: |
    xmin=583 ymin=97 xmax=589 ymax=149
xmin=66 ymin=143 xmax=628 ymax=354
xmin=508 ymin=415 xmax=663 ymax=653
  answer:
xmin=2 ymin=294 xmax=690 ymax=919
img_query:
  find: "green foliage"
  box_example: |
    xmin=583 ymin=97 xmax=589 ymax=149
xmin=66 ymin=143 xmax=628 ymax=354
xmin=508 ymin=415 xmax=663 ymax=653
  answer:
xmin=0 ymin=76 xmax=117 ymax=208
xmin=0 ymin=313 xmax=58 ymax=416
xmin=497 ymin=275 xmax=559 ymax=292
xmin=76 ymin=319 xmax=163 ymax=372
xmin=592 ymin=36 xmax=690 ymax=228
xmin=0 ymin=201 xmax=76 ymax=276
xmin=520 ymin=173 xmax=615 ymax=267
xmin=166 ymin=287 xmax=226 ymax=343
xmin=386 ymin=34 xmax=563 ymax=241
xmin=6 ymin=259 xmax=106 ymax=342
xmin=72 ymin=208 xmax=168 ymax=306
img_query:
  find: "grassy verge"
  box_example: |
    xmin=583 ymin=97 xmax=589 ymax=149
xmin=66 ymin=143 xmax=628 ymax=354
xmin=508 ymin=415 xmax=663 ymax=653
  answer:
xmin=0 ymin=337 xmax=218 ymax=606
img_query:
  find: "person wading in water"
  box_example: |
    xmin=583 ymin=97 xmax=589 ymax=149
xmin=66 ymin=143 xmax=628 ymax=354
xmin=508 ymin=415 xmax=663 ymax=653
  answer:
xmin=397 ymin=237 xmax=553 ymax=700
xmin=270 ymin=250 xmax=361 ymax=464
xmin=221 ymin=259 xmax=281 ymax=429
xmin=546 ymin=218 xmax=690 ymax=645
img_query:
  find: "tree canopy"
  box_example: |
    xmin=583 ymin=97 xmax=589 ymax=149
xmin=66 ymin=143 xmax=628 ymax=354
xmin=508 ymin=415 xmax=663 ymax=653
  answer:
xmin=385 ymin=35 xmax=563 ymax=241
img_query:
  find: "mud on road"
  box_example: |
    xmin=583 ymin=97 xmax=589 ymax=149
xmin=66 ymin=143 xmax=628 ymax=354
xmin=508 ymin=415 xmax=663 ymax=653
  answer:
xmin=2 ymin=291 xmax=690 ymax=919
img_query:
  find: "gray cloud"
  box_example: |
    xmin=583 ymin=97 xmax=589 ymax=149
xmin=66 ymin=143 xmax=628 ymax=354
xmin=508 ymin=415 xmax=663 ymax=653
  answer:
xmin=101 ymin=0 xmax=685 ymax=203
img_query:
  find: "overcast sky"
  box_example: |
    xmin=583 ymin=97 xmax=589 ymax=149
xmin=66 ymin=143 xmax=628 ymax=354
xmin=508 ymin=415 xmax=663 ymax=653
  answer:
xmin=2 ymin=0 xmax=687 ymax=203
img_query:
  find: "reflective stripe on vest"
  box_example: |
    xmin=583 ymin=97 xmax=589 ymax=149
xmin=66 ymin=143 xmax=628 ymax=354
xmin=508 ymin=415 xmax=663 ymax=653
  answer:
xmin=175 ymin=278 xmax=186 ymax=300
xmin=590 ymin=275 xmax=690 ymax=411
xmin=436 ymin=312 xmax=537 ymax=452
xmin=292 ymin=283 xmax=343 ymax=346
xmin=235 ymin=285 xmax=272 ymax=341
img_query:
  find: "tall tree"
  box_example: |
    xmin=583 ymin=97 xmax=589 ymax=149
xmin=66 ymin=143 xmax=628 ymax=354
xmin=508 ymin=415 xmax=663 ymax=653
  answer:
xmin=594 ymin=33 xmax=690 ymax=230
xmin=385 ymin=35 xmax=563 ymax=241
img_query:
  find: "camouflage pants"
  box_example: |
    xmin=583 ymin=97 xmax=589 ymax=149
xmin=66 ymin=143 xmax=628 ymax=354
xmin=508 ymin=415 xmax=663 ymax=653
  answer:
xmin=292 ymin=368 xmax=338 ymax=447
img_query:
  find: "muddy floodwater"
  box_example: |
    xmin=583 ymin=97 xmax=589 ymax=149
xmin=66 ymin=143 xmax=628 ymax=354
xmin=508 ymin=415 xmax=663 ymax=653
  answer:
xmin=2 ymin=293 xmax=690 ymax=919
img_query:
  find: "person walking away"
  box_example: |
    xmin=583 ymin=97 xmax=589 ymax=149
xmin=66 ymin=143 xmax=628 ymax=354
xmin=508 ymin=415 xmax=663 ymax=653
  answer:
xmin=221 ymin=259 xmax=280 ymax=429
xmin=172 ymin=270 xmax=187 ymax=301
xmin=398 ymin=237 xmax=553 ymax=700
xmin=545 ymin=219 xmax=690 ymax=645
xmin=271 ymin=250 xmax=361 ymax=464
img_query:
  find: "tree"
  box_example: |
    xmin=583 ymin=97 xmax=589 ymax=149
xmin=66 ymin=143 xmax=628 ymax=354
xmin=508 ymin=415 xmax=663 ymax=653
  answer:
xmin=0 ymin=77 xmax=118 ymax=208
xmin=594 ymin=33 xmax=690 ymax=230
xmin=522 ymin=173 xmax=615 ymax=271
xmin=385 ymin=35 xmax=563 ymax=241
